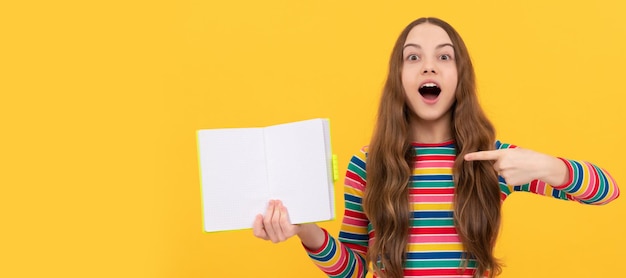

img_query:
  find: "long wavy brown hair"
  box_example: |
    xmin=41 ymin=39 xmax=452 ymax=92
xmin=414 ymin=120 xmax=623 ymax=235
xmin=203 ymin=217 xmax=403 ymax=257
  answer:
xmin=362 ymin=17 xmax=501 ymax=278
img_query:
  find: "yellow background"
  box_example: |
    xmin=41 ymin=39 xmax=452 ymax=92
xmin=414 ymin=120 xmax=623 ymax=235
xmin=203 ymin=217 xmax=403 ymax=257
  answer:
xmin=1 ymin=0 xmax=625 ymax=277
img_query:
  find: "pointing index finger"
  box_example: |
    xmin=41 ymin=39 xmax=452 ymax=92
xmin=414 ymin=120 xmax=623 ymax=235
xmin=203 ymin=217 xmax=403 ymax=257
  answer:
xmin=464 ymin=150 xmax=502 ymax=161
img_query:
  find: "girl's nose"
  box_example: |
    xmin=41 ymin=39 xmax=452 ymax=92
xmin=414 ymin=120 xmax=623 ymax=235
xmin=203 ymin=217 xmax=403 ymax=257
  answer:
xmin=421 ymin=60 xmax=437 ymax=74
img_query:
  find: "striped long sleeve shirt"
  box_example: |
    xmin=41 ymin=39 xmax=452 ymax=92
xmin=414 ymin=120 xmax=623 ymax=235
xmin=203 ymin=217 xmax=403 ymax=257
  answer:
xmin=305 ymin=140 xmax=619 ymax=277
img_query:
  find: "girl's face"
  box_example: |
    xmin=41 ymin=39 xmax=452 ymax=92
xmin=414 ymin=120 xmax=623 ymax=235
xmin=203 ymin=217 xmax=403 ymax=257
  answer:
xmin=401 ymin=23 xmax=458 ymax=124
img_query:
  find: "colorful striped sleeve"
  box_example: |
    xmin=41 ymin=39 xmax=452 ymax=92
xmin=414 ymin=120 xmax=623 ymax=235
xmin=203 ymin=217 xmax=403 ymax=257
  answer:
xmin=305 ymin=149 xmax=370 ymax=278
xmin=496 ymin=141 xmax=620 ymax=205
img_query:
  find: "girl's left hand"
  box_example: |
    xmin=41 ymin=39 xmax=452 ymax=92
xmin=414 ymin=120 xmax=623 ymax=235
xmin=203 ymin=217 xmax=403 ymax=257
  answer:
xmin=253 ymin=200 xmax=300 ymax=243
xmin=464 ymin=148 xmax=568 ymax=186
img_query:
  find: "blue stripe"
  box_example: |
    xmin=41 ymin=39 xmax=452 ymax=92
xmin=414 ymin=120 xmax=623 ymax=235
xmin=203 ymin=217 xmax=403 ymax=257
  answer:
xmin=554 ymin=189 xmax=568 ymax=200
xmin=407 ymin=252 xmax=464 ymax=260
xmin=568 ymin=161 xmax=584 ymax=193
xmin=412 ymin=211 xmax=453 ymax=218
xmin=495 ymin=140 xmax=502 ymax=149
xmin=411 ymin=175 xmax=453 ymax=181
xmin=551 ymin=187 xmax=561 ymax=198
xmin=339 ymin=231 xmax=369 ymax=241
xmin=310 ymin=238 xmax=337 ymax=261
xmin=344 ymin=194 xmax=361 ymax=204
xmin=350 ymin=156 xmax=366 ymax=170
xmin=511 ymin=182 xmax=531 ymax=192
xmin=498 ymin=176 xmax=506 ymax=184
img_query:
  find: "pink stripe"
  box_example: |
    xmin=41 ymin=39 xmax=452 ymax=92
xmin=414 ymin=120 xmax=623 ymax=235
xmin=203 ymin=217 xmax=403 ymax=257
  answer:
xmin=343 ymin=216 xmax=368 ymax=227
xmin=409 ymin=234 xmax=461 ymax=243
xmin=411 ymin=194 xmax=454 ymax=203
xmin=534 ymin=180 xmax=548 ymax=196
xmin=344 ymin=178 xmax=365 ymax=191
xmin=415 ymin=160 xmax=455 ymax=168
xmin=537 ymin=181 xmax=546 ymax=195
xmin=320 ymin=242 xmax=347 ymax=273
xmin=578 ymin=161 xmax=598 ymax=199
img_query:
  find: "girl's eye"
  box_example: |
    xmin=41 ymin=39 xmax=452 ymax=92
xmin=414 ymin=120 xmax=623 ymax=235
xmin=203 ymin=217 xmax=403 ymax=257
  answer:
xmin=407 ymin=54 xmax=419 ymax=61
xmin=440 ymin=54 xmax=452 ymax=60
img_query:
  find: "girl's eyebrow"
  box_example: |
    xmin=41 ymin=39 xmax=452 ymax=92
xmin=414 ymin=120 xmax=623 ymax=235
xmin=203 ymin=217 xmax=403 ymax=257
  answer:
xmin=403 ymin=43 xmax=454 ymax=50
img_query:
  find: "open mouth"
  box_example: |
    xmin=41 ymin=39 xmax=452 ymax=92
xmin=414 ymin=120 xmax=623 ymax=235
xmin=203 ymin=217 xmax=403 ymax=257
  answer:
xmin=418 ymin=83 xmax=441 ymax=100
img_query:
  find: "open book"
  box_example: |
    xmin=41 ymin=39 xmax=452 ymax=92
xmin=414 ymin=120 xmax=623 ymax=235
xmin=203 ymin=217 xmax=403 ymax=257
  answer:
xmin=197 ymin=118 xmax=337 ymax=233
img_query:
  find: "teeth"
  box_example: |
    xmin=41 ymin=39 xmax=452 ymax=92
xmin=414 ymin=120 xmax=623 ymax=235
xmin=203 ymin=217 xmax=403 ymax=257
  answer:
xmin=421 ymin=82 xmax=438 ymax=88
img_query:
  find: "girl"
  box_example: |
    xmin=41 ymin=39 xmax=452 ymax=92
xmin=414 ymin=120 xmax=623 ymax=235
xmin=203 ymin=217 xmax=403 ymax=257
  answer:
xmin=252 ymin=17 xmax=620 ymax=278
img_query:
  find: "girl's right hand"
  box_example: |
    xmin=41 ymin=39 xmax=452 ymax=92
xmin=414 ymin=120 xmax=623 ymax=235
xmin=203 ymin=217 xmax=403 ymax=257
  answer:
xmin=253 ymin=200 xmax=300 ymax=243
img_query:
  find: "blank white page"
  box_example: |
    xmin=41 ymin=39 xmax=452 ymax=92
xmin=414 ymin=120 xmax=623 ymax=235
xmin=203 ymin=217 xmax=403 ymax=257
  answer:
xmin=264 ymin=119 xmax=333 ymax=224
xmin=197 ymin=128 xmax=270 ymax=232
